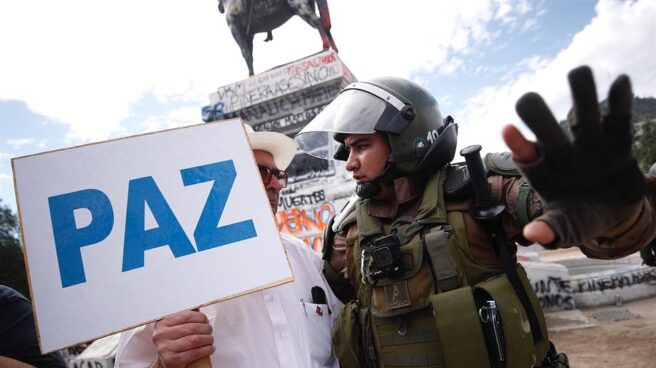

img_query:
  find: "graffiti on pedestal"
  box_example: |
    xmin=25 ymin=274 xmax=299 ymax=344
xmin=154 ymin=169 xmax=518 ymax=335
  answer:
xmin=203 ymin=84 xmax=339 ymax=125
xmin=286 ymin=151 xmax=335 ymax=183
xmin=276 ymin=169 xmax=353 ymax=252
xmin=210 ymin=52 xmax=342 ymax=111
xmin=574 ymin=268 xmax=656 ymax=293
xmin=532 ymin=276 xmax=575 ymax=310
xmin=279 ymin=189 xmax=326 ymax=209
xmin=277 ymin=198 xmax=335 ymax=252
xmin=276 ymin=188 xmax=341 ymax=252
xmin=252 ymin=105 xmax=326 ymax=133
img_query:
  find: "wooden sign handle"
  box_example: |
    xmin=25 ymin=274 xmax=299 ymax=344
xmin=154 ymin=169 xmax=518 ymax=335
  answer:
xmin=186 ymin=308 xmax=212 ymax=368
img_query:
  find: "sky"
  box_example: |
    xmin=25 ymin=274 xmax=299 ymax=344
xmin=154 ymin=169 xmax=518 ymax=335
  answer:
xmin=1 ymin=0 xmax=655 ymax=212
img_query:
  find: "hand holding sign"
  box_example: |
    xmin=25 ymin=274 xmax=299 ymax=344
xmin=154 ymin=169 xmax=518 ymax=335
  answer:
xmin=152 ymin=310 xmax=214 ymax=368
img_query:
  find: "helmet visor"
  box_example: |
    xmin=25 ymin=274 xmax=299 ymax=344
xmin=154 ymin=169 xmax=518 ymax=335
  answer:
xmin=295 ymin=89 xmax=394 ymax=159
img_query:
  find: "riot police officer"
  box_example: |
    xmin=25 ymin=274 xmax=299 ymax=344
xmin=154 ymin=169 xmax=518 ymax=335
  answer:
xmin=294 ymin=66 xmax=656 ymax=367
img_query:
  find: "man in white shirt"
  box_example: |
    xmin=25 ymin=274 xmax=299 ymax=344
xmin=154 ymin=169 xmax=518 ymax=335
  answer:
xmin=115 ymin=125 xmax=342 ymax=368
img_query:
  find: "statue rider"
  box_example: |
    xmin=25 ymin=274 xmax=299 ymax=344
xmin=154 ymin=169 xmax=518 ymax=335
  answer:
xmin=294 ymin=66 xmax=656 ymax=367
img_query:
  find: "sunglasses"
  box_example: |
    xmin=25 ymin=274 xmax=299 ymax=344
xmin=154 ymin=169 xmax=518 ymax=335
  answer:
xmin=258 ymin=164 xmax=288 ymax=188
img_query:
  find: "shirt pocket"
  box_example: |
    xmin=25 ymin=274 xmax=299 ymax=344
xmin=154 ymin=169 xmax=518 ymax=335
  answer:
xmin=299 ymin=301 xmax=334 ymax=367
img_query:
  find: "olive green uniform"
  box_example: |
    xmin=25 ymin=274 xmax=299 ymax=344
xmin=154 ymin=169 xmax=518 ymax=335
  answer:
xmin=294 ymin=67 xmax=656 ymax=368
xmin=324 ymin=167 xmax=656 ymax=367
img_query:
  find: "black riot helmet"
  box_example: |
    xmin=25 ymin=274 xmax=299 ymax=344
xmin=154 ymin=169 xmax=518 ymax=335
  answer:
xmin=295 ymin=77 xmax=457 ymax=198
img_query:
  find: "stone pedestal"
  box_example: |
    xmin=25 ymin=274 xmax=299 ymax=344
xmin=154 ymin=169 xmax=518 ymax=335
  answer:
xmin=203 ymin=50 xmax=355 ymax=135
xmin=202 ymin=50 xmax=357 ymax=251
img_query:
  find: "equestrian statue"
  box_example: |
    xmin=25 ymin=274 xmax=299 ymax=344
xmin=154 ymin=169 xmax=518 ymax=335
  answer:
xmin=218 ymin=0 xmax=338 ymax=76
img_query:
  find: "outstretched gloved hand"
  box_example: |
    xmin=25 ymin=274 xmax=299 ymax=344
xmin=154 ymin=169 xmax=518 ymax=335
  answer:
xmin=502 ymin=66 xmax=645 ymax=246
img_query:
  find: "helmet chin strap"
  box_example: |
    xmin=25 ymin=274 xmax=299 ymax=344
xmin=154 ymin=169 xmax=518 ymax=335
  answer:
xmin=355 ymin=181 xmax=381 ymax=198
xmin=355 ymin=163 xmax=400 ymax=199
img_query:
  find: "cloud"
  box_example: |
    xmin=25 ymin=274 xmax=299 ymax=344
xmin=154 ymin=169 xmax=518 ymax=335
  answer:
xmin=1 ymin=0 xmax=652 ymax=167
xmin=135 ymin=107 xmax=203 ymax=134
xmin=6 ymin=138 xmax=35 ymax=149
xmin=494 ymin=0 xmax=532 ymax=26
xmin=439 ymin=58 xmax=464 ymax=75
xmin=0 ymin=0 xmax=539 ymax=145
xmin=455 ymin=0 xmax=656 ymax=154
xmin=5 ymin=138 xmax=47 ymax=150
xmin=521 ymin=17 xmax=539 ymax=32
xmin=0 ymin=1 xmax=230 ymax=142
xmin=0 ymin=100 xmax=71 ymax=210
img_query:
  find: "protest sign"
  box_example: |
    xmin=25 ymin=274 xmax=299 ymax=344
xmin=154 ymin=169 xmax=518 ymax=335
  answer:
xmin=12 ymin=118 xmax=293 ymax=352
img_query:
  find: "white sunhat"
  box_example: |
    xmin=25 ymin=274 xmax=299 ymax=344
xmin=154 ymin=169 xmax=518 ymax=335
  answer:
xmin=244 ymin=123 xmax=297 ymax=170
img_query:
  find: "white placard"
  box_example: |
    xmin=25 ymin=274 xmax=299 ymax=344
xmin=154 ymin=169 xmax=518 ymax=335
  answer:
xmin=12 ymin=118 xmax=293 ymax=353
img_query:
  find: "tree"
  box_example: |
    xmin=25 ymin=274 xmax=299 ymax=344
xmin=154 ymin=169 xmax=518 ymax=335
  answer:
xmin=634 ymin=120 xmax=656 ymax=173
xmin=631 ymin=97 xmax=656 ymax=173
xmin=0 ymin=199 xmax=30 ymax=298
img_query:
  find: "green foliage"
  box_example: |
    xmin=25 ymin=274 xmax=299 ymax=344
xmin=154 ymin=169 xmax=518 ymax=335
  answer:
xmin=0 ymin=199 xmax=18 ymax=241
xmin=0 ymin=199 xmax=30 ymax=299
xmin=633 ymin=121 xmax=656 ymax=173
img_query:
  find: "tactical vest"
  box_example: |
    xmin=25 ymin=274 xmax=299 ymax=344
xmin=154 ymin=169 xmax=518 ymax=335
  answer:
xmin=329 ymin=168 xmax=551 ymax=368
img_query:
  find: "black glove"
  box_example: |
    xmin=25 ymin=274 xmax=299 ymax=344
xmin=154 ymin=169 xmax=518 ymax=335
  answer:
xmin=514 ymin=66 xmax=645 ymax=245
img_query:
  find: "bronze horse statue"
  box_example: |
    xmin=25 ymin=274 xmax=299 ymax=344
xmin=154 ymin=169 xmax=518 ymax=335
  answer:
xmin=218 ymin=0 xmax=338 ymax=76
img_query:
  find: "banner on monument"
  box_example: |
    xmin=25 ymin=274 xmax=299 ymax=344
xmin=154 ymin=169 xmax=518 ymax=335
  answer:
xmin=12 ymin=118 xmax=293 ymax=352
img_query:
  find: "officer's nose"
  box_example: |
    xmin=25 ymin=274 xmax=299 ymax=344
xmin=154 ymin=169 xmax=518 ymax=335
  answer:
xmin=345 ymin=150 xmax=358 ymax=172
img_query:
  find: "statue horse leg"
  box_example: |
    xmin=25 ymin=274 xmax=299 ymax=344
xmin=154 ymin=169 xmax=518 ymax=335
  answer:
xmin=315 ymin=0 xmax=337 ymax=51
xmin=228 ymin=22 xmax=255 ymax=76
xmin=288 ymin=0 xmax=337 ymax=52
